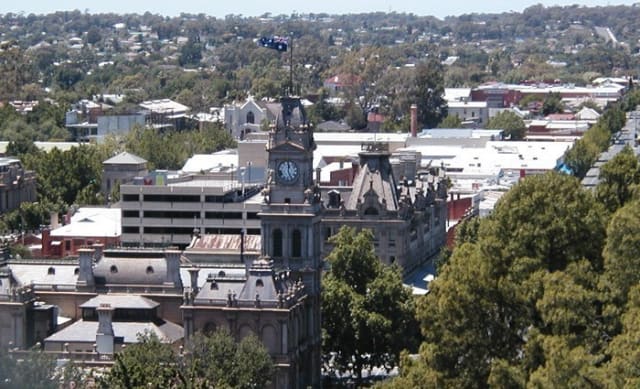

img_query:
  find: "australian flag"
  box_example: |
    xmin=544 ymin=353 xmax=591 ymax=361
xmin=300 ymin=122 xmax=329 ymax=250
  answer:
xmin=258 ymin=35 xmax=288 ymax=52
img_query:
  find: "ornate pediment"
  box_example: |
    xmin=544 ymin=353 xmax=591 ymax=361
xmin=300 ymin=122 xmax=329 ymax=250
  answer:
xmin=268 ymin=141 xmax=306 ymax=153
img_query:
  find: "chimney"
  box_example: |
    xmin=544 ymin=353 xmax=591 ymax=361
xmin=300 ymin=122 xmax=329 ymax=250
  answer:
xmin=315 ymin=167 xmax=321 ymax=185
xmin=76 ymin=248 xmax=95 ymax=290
xmin=164 ymin=249 xmax=183 ymax=289
xmin=92 ymin=243 xmax=104 ymax=261
xmin=410 ymin=104 xmax=418 ymax=137
xmin=96 ymin=303 xmax=115 ymax=354
xmin=188 ymin=268 xmax=200 ymax=293
xmin=41 ymin=227 xmax=51 ymax=257
xmin=50 ymin=212 xmax=59 ymax=229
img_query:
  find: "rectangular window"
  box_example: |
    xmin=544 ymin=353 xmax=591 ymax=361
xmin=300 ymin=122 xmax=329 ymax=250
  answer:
xmin=123 ymin=210 xmax=139 ymax=218
xmin=144 ymin=194 xmax=200 ymax=202
xmin=122 ymin=194 xmax=139 ymax=202
xmin=205 ymin=212 xmax=243 ymax=219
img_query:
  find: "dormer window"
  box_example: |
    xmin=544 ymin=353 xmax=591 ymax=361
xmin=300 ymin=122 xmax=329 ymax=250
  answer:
xmin=47 ymin=267 xmax=55 ymax=275
xmin=110 ymin=265 xmax=118 ymax=273
xmin=256 ymin=279 xmax=264 ymax=288
xmin=74 ymin=268 xmax=80 ymax=275
xmin=146 ymin=266 xmax=154 ymax=274
xmin=218 ymin=271 xmax=226 ymax=277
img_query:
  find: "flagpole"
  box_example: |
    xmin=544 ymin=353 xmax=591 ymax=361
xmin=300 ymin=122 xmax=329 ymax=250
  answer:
xmin=289 ymin=34 xmax=294 ymax=96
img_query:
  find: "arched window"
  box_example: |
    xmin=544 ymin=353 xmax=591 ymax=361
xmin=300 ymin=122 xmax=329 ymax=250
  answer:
xmin=273 ymin=229 xmax=283 ymax=257
xmin=47 ymin=267 xmax=55 ymax=275
xmin=246 ymin=111 xmax=255 ymax=124
xmin=146 ymin=266 xmax=154 ymax=274
xmin=256 ymin=279 xmax=264 ymax=288
xmin=292 ymin=229 xmax=302 ymax=257
xmin=74 ymin=268 xmax=80 ymax=275
xmin=110 ymin=265 xmax=118 ymax=273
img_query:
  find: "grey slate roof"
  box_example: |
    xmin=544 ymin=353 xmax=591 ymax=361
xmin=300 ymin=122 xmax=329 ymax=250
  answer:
xmin=44 ymin=319 xmax=183 ymax=344
xmin=94 ymin=256 xmax=168 ymax=285
xmin=346 ymin=148 xmax=399 ymax=211
xmin=8 ymin=263 xmax=78 ymax=289
xmin=103 ymin=151 xmax=147 ymax=165
xmin=193 ymin=258 xmax=301 ymax=306
xmin=80 ymin=294 xmax=160 ymax=310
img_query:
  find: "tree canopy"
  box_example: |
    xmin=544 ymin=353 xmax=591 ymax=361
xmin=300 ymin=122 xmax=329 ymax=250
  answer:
xmin=100 ymin=329 xmax=274 ymax=388
xmin=486 ymin=110 xmax=526 ymax=140
xmin=322 ymin=226 xmax=419 ymax=385
xmin=382 ymin=172 xmax=614 ymax=387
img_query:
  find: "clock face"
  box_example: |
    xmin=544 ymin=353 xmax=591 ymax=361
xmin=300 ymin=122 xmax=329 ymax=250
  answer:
xmin=277 ymin=160 xmax=299 ymax=184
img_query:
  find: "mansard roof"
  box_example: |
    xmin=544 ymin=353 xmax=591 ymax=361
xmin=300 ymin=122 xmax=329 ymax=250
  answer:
xmin=345 ymin=144 xmax=399 ymax=212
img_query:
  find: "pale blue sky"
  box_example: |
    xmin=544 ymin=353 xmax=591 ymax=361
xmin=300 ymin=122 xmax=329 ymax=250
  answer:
xmin=0 ymin=1 xmax=636 ymax=19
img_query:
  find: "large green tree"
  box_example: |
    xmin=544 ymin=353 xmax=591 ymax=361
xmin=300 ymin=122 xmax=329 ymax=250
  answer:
xmin=486 ymin=110 xmax=526 ymax=140
xmin=595 ymin=145 xmax=640 ymax=214
xmin=412 ymin=59 xmax=447 ymax=129
xmin=384 ymin=172 xmax=608 ymax=387
xmin=100 ymin=329 xmax=274 ymax=388
xmin=322 ymin=226 xmax=418 ymax=385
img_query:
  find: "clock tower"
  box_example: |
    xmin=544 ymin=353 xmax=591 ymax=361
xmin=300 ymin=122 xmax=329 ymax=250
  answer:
xmin=259 ymin=96 xmax=322 ymax=387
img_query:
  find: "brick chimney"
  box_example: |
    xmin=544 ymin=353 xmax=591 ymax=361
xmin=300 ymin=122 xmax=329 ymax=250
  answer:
xmin=410 ymin=104 xmax=418 ymax=137
xmin=96 ymin=303 xmax=115 ymax=354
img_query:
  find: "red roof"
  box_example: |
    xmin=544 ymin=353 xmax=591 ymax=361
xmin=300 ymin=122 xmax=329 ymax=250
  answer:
xmin=324 ymin=74 xmax=362 ymax=88
xmin=545 ymin=113 xmax=575 ymax=120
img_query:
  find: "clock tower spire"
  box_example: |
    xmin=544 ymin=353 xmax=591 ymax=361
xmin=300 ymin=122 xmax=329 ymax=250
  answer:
xmin=259 ymin=95 xmax=322 ymax=387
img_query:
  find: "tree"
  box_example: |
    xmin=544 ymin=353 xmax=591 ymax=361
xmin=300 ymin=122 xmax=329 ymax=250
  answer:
xmin=479 ymin=172 xmax=606 ymax=272
xmin=605 ymin=285 xmax=640 ymax=388
xmin=486 ymin=110 xmax=526 ymax=140
xmin=183 ymin=330 xmax=274 ymax=388
xmin=600 ymin=200 xmax=640 ymax=319
xmin=563 ymin=138 xmax=599 ymax=179
xmin=413 ymin=59 xmax=446 ymax=129
xmin=384 ymin=172 xmax=608 ymax=387
xmin=542 ymin=92 xmax=565 ymax=116
xmin=100 ymin=330 xmax=274 ymax=388
xmin=0 ymin=346 xmax=59 ymax=389
xmin=438 ymin=114 xmax=462 ymax=128
xmin=322 ymin=226 xmax=418 ymax=385
xmin=99 ymin=332 xmax=181 ymax=388
xmin=595 ymin=145 xmax=640 ymax=214
xmin=23 ymin=145 xmax=104 ymax=207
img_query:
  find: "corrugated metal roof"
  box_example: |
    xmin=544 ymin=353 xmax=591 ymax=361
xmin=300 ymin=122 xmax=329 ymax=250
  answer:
xmin=190 ymin=234 xmax=261 ymax=252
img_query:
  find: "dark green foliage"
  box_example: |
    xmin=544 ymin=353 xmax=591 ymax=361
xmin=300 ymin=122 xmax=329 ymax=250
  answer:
xmin=413 ymin=59 xmax=447 ymax=129
xmin=23 ymin=145 xmax=105 ymax=206
xmin=486 ymin=110 xmax=526 ymax=140
xmin=595 ymin=145 xmax=640 ymax=214
xmin=0 ymin=346 xmax=58 ymax=389
xmin=382 ymin=173 xmax=609 ymax=388
xmin=124 ymin=123 xmax=236 ymax=170
xmin=542 ymin=92 xmax=565 ymax=116
xmin=437 ymin=114 xmax=462 ymax=128
xmin=322 ymin=226 xmax=419 ymax=385
xmin=99 ymin=330 xmax=274 ymax=388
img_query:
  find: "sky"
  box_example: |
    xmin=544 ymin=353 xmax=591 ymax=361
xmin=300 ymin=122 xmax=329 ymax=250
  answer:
xmin=0 ymin=1 xmax=637 ymax=20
